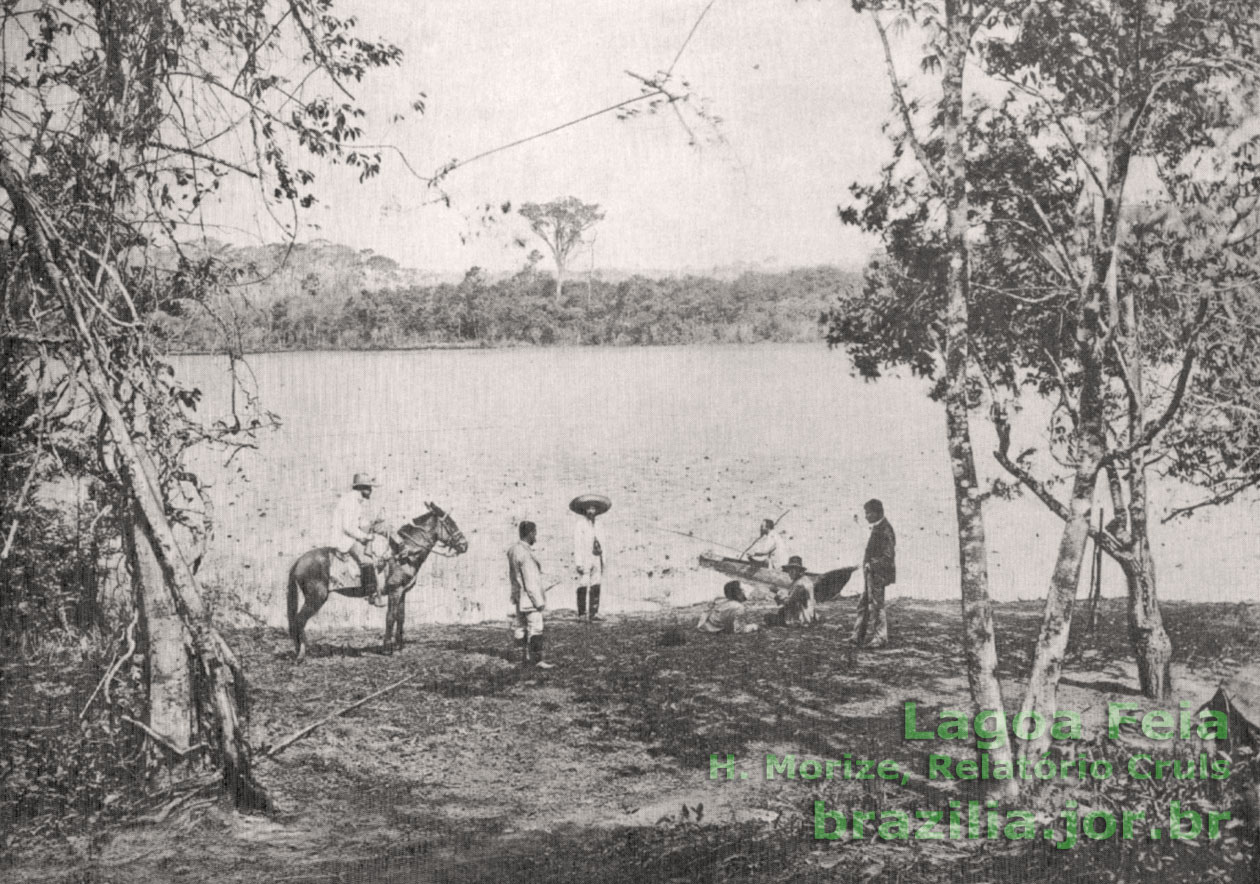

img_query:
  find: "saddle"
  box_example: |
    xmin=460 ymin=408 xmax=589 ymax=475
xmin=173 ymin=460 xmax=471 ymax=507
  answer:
xmin=328 ymin=549 xmax=384 ymax=592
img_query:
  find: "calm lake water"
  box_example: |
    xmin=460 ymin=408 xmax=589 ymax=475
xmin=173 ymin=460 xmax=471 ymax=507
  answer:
xmin=173 ymin=344 xmax=1258 ymax=629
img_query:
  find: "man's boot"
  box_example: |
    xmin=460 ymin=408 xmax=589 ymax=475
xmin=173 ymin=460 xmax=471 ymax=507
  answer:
xmin=588 ymin=585 xmax=603 ymax=622
xmin=362 ymin=565 xmax=385 ymax=607
xmin=576 ymin=586 xmax=587 ymax=618
xmin=529 ymin=635 xmax=554 ymax=669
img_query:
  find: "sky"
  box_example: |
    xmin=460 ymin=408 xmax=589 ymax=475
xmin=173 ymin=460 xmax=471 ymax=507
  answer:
xmin=209 ymin=1 xmax=901 ymax=274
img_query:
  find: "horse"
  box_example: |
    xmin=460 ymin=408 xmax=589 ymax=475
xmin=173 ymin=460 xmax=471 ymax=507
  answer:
xmin=286 ymin=502 xmax=469 ymax=662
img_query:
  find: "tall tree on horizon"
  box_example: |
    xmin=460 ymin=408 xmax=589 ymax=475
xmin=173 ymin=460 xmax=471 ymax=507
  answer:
xmin=520 ymin=197 xmax=605 ymax=305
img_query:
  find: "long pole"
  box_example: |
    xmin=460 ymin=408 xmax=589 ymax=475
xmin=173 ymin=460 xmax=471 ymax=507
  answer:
xmin=1087 ymin=509 xmax=1104 ymax=631
xmin=264 ymin=671 xmax=422 ymax=758
xmin=648 ymin=526 xmax=746 ymax=554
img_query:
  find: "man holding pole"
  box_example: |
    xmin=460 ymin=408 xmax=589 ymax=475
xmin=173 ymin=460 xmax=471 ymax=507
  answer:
xmin=746 ymin=517 xmax=787 ymax=571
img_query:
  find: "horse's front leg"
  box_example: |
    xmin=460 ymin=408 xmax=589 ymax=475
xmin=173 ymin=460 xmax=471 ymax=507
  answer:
xmin=382 ymin=593 xmax=396 ymax=655
xmin=396 ymin=592 xmax=407 ymax=651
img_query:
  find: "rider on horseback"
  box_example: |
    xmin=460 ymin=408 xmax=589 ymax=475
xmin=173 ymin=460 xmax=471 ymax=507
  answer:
xmin=333 ymin=473 xmax=387 ymax=607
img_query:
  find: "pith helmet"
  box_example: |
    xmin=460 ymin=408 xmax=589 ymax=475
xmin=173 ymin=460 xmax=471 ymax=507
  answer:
xmin=351 ymin=473 xmax=378 ymax=489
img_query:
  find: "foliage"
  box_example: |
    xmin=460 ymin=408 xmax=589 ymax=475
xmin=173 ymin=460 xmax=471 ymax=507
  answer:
xmin=154 ymin=261 xmax=860 ymax=351
xmin=832 ymin=0 xmax=1260 ymax=508
xmin=0 ymin=0 xmax=405 ymax=821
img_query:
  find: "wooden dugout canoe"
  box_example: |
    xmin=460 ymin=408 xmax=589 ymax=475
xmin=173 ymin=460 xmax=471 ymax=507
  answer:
xmin=697 ymin=554 xmax=857 ymax=602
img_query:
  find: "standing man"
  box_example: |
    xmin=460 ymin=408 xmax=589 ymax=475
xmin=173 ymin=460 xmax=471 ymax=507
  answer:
xmin=852 ymin=498 xmax=896 ymax=648
xmin=332 ymin=472 xmax=385 ymax=607
xmin=508 ymin=520 xmax=553 ymax=669
xmin=746 ymin=518 xmax=786 ymax=571
xmin=571 ymin=494 xmax=610 ymax=622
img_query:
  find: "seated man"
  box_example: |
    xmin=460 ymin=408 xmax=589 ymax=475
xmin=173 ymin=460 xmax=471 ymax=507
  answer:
xmin=764 ymin=556 xmax=818 ymax=627
xmin=745 ymin=518 xmax=785 ymax=570
xmin=331 ymin=472 xmax=386 ymax=607
xmin=697 ymin=580 xmax=759 ymax=634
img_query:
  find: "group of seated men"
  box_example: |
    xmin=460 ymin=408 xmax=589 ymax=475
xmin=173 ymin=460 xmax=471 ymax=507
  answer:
xmin=696 ymin=499 xmax=895 ymax=647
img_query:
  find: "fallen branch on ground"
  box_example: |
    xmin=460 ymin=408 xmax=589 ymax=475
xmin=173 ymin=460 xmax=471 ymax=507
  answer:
xmin=262 ymin=671 xmax=422 ymax=759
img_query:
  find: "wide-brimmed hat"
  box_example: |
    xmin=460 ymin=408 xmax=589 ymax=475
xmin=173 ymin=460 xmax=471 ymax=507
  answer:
xmin=351 ymin=473 xmax=378 ymax=489
xmin=569 ymin=493 xmax=611 ymax=516
xmin=782 ymin=555 xmax=807 ymax=573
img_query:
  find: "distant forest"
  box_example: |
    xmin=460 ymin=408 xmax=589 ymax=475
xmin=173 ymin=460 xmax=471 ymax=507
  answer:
xmin=152 ymin=242 xmax=861 ymax=352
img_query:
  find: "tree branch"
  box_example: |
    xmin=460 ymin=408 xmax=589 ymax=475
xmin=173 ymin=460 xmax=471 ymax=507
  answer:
xmin=1100 ymin=294 xmax=1208 ymax=467
xmin=869 ymin=11 xmax=945 ymax=193
xmin=1163 ymin=474 xmax=1260 ymax=523
xmin=991 ymin=404 xmax=1124 ymax=557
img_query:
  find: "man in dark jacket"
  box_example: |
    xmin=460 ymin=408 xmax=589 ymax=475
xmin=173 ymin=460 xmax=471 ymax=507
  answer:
xmin=852 ymin=498 xmax=895 ymax=648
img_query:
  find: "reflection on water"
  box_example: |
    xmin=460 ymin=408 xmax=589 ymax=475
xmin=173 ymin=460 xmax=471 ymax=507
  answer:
xmin=172 ymin=344 xmax=1257 ymax=629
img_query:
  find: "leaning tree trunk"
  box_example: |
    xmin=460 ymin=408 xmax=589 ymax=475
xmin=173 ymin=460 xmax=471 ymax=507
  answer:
xmin=938 ymin=1 xmax=1016 ymax=797
xmin=1116 ymin=230 xmax=1174 ymax=700
xmin=1017 ymin=279 xmax=1109 ymax=759
xmin=1017 ymin=51 xmax=1139 ymax=756
xmin=0 ymin=157 xmax=268 ymax=808
xmin=126 ymin=504 xmax=195 ymax=778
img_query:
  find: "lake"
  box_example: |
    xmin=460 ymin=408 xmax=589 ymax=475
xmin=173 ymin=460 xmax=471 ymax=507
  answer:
xmin=173 ymin=344 xmax=1258 ymax=630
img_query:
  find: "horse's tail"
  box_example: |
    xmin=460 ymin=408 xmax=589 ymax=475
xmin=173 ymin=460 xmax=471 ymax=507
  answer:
xmin=287 ymin=560 xmax=301 ymax=645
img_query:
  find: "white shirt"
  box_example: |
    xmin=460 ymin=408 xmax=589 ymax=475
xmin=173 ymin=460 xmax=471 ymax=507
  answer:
xmin=573 ymin=517 xmax=605 ymax=570
xmin=746 ymin=530 xmax=785 ymax=569
xmin=331 ymin=490 xmax=374 ymax=553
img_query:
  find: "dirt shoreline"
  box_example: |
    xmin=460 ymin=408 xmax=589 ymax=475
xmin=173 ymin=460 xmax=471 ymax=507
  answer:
xmin=5 ymin=596 xmax=1255 ymax=883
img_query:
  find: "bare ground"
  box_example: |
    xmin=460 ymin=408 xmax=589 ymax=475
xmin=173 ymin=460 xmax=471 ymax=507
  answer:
xmin=4 ymin=596 xmax=1259 ymax=883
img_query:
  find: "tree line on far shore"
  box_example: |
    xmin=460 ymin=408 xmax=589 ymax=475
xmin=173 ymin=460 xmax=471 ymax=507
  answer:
xmin=154 ymin=262 xmax=860 ymax=352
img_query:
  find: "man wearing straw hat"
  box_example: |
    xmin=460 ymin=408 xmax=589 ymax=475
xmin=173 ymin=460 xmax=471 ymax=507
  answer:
xmin=766 ymin=555 xmax=818 ymax=627
xmin=332 ymin=472 xmax=386 ymax=607
xmin=571 ymin=493 xmax=610 ymax=622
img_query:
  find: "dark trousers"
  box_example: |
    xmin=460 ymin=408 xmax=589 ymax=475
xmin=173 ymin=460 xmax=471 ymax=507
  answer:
xmin=577 ymin=585 xmax=601 ymax=618
xmin=852 ymin=574 xmax=889 ymax=647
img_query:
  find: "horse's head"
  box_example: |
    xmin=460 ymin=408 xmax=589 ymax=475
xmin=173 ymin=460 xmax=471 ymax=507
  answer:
xmin=412 ymin=501 xmax=469 ymax=555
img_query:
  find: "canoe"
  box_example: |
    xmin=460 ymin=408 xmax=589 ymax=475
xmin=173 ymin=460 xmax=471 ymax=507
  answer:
xmin=698 ymin=555 xmax=856 ymax=601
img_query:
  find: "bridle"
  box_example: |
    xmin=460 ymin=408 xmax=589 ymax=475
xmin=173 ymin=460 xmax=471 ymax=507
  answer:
xmin=426 ymin=510 xmax=466 ymax=558
xmin=391 ymin=503 xmax=467 ymax=565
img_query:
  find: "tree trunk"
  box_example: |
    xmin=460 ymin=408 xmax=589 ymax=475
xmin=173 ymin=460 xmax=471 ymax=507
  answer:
xmin=126 ymin=505 xmax=194 ymax=775
xmin=1115 ymin=188 xmax=1174 ymax=700
xmin=1017 ymin=32 xmax=1139 ymax=755
xmin=1018 ymin=254 xmax=1111 ymax=760
xmin=1120 ymin=530 xmax=1173 ymax=700
xmin=0 ymin=158 xmax=268 ymax=809
xmin=554 ymin=265 xmax=565 ymax=305
xmin=1017 ymin=459 xmax=1099 ymax=758
xmin=938 ymin=0 xmax=1016 ymax=797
